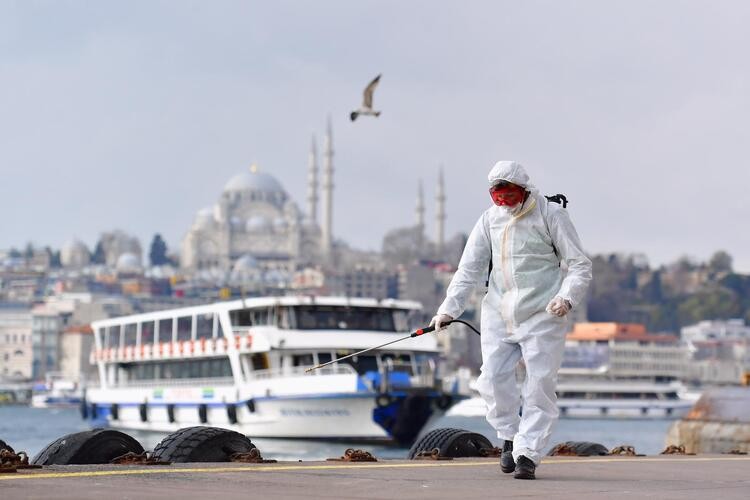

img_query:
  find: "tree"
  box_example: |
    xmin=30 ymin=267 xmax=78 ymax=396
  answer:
xmin=91 ymin=239 xmax=105 ymax=264
xmin=149 ymin=234 xmax=169 ymax=266
xmin=708 ymin=250 xmax=733 ymax=275
xmin=45 ymin=246 xmax=61 ymax=268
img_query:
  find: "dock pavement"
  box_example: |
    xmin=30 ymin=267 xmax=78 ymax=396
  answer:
xmin=2 ymin=455 xmax=749 ymax=499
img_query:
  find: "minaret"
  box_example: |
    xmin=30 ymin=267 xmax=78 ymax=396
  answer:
xmin=306 ymin=135 xmax=318 ymax=223
xmin=416 ymin=180 xmax=425 ymax=251
xmin=321 ymin=117 xmax=334 ymax=258
xmin=436 ymin=168 xmax=446 ymax=257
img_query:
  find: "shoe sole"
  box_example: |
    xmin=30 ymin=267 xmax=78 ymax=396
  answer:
xmin=513 ymin=472 xmax=535 ymax=480
xmin=500 ymin=465 xmax=515 ymax=473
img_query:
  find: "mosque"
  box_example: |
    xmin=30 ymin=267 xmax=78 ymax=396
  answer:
xmin=179 ymin=121 xmax=449 ymax=276
xmin=180 ymin=122 xmax=336 ymax=273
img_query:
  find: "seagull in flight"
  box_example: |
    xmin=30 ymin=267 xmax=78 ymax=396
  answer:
xmin=350 ymin=74 xmax=381 ymax=121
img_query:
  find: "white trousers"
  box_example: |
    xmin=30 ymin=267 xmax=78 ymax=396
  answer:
xmin=475 ymin=309 xmax=568 ymax=464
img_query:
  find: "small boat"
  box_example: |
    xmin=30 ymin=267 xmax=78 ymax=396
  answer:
xmin=30 ymin=373 xmax=83 ymax=408
xmin=83 ymin=296 xmax=461 ymax=445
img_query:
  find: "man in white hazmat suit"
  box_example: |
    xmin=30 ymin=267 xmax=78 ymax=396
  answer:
xmin=431 ymin=161 xmax=591 ymax=480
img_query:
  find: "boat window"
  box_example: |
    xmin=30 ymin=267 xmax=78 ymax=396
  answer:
xmin=381 ymin=353 xmax=413 ymax=374
xmin=96 ymin=328 xmax=105 ymax=346
xmin=196 ymin=313 xmax=213 ymax=340
xmin=249 ymin=353 xmax=269 ymax=371
xmin=176 ymin=316 xmax=192 ymax=342
xmin=292 ymin=353 xmax=314 ymax=367
xmin=393 ymin=310 xmax=409 ymax=332
xmin=215 ymin=315 xmax=224 ymax=338
xmin=231 ymin=307 xmax=272 ymax=327
xmin=141 ymin=321 xmax=155 ymax=345
xmin=317 ymin=352 xmax=332 ymax=365
xmin=291 ymin=306 xmax=398 ymax=331
xmin=339 ymin=353 xmax=379 ymax=375
xmin=123 ymin=324 xmax=137 ymax=346
xmin=107 ymin=325 xmax=121 ymax=349
xmin=124 ymin=358 xmax=233 ymax=381
xmin=158 ymin=318 xmax=173 ymax=343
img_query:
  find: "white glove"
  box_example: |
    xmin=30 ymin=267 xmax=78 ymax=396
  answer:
xmin=430 ymin=313 xmax=454 ymax=331
xmin=546 ymin=296 xmax=572 ymax=317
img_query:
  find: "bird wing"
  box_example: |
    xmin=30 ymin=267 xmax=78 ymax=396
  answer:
xmin=362 ymin=74 xmax=381 ymax=109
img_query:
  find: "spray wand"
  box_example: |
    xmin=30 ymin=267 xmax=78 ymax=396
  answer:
xmin=304 ymin=319 xmax=480 ymax=373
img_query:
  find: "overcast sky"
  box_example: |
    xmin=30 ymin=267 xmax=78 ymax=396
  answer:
xmin=2 ymin=1 xmax=749 ymax=271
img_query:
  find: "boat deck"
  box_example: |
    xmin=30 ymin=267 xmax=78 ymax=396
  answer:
xmin=2 ymin=454 xmax=749 ymax=499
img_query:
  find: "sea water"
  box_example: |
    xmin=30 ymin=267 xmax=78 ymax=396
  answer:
xmin=0 ymin=406 xmax=674 ymax=460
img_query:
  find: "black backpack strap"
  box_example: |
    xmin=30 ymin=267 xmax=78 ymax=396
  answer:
xmin=545 ymin=194 xmax=568 ymax=208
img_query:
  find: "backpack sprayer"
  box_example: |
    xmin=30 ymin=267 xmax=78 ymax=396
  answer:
xmin=304 ymin=319 xmax=481 ymax=373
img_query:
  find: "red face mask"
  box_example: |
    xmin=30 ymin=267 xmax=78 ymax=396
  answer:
xmin=489 ymin=183 xmax=526 ymax=207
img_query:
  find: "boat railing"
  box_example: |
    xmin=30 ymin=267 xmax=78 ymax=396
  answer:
xmin=115 ymin=377 xmax=236 ymax=389
xmin=379 ymin=358 xmax=437 ymax=393
xmin=249 ymin=364 xmax=357 ymax=381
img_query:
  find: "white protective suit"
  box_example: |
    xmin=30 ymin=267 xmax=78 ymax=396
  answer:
xmin=437 ymin=161 xmax=592 ymax=464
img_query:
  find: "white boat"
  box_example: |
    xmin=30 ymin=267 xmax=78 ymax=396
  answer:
xmin=446 ymin=379 xmax=697 ymax=419
xmin=31 ymin=372 xmax=84 ymax=408
xmin=84 ymin=296 xmax=460 ymax=444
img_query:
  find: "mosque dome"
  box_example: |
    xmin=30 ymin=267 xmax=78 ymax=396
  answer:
xmin=194 ymin=207 xmax=216 ymax=230
xmin=273 ymin=217 xmax=289 ymax=230
xmin=246 ymin=215 xmax=271 ymax=232
xmin=115 ymin=252 xmax=141 ymax=273
xmin=232 ymin=254 xmax=259 ymax=273
xmin=223 ymin=168 xmax=286 ymax=194
xmin=229 ymin=215 xmax=243 ymax=228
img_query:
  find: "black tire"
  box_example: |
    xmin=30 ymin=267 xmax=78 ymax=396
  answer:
xmin=0 ymin=438 xmax=14 ymax=453
xmin=31 ymin=429 xmax=144 ymax=465
xmin=151 ymin=426 xmax=256 ymax=463
xmin=408 ymin=427 xmax=493 ymax=459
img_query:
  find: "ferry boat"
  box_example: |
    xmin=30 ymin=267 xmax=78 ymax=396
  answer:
xmin=84 ymin=297 xmax=460 ymax=445
xmin=446 ymin=379 xmax=697 ymax=419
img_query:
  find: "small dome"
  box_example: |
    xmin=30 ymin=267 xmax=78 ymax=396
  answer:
xmin=246 ymin=215 xmax=271 ymax=232
xmin=116 ymin=252 xmax=141 ymax=272
xmin=223 ymin=170 xmax=286 ymax=194
xmin=195 ymin=207 xmax=216 ymax=230
xmin=273 ymin=217 xmax=289 ymax=230
xmin=232 ymin=254 xmax=259 ymax=272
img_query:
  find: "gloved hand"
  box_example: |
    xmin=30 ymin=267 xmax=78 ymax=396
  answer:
xmin=546 ymin=296 xmax=572 ymax=317
xmin=429 ymin=313 xmax=454 ymax=331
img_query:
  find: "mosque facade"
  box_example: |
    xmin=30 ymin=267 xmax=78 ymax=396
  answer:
xmin=180 ymin=123 xmax=335 ymax=273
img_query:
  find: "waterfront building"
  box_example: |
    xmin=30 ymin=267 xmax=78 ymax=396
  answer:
xmin=561 ymin=322 xmax=689 ymax=381
xmin=0 ymin=304 xmax=33 ymax=381
xmin=681 ymin=319 xmax=750 ymax=385
xmin=60 ymin=324 xmax=97 ymax=385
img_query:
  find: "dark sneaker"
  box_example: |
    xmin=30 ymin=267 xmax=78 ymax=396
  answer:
xmin=500 ymin=440 xmax=515 ymax=473
xmin=513 ymin=455 xmax=536 ymax=480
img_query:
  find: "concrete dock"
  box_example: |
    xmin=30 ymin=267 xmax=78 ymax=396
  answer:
xmin=2 ymin=455 xmax=749 ymax=499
